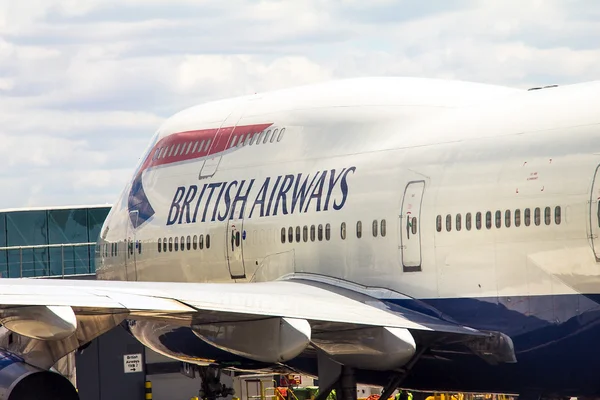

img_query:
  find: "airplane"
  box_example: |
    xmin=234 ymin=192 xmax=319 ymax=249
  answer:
xmin=2 ymin=76 xmax=600 ymax=400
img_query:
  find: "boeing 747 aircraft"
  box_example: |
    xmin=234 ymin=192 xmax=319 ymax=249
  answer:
xmin=1 ymin=77 xmax=600 ymax=400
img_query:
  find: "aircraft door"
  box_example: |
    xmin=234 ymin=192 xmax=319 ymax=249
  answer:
xmin=226 ymin=218 xmax=246 ymax=279
xmin=590 ymin=165 xmax=600 ymax=260
xmin=126 ymin=210 xmax=139 ymax=281
xmin=199 ymin=101 xmax=248 ymax=179
xmin=400 ymin=181 xmax=425 ymax=272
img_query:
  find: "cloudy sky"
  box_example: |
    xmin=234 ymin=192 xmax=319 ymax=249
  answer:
xmin=1 ymin=0 xmax=599 ymax=209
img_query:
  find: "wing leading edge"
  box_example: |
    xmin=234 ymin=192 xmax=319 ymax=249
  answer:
xmin=0 ymin=278 xmax=515 ymax=370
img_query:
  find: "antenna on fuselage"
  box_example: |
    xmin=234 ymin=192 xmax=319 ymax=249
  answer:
xmin=528 ymin=84 xmax=558 ymax=91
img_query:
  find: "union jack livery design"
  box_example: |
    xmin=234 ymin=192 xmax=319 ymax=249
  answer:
xmin=128 ymin=123 xmax=273 ymax=228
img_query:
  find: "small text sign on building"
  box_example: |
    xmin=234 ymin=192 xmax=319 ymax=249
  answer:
xmin=123 ymin=353 xmax=142 ymax=373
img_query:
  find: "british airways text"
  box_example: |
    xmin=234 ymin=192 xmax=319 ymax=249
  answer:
xmin=167 ymin=167 xmax=356 ymax=225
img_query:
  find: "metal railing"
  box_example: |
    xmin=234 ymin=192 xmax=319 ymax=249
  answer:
xmin=0 ymin=242 xmax=97 ymax=278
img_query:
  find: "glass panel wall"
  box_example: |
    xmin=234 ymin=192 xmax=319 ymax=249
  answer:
xmin=0 ymin=206 xmax=111 ymax=278
xmin=0 ymin=213 xmax=6 ymax=277
xmin=6 ymin=210 xmax=49 ymax=277
xmin=48 ymin=208 xmax=89 ymax=275
xmin=87 ymin=208 xmax=110 ymax=272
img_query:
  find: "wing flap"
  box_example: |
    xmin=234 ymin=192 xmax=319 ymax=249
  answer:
xmin=0 ymin=278 xmax=482 ymax=336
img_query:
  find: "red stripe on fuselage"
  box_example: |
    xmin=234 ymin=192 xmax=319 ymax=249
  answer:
xmin=137 ymin=123 xmax=273 ymax=177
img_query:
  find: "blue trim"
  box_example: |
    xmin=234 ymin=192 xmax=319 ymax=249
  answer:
xmin=128 ymin=174 xmax=155 ymax=229
xmin=0 ymin=350 xmax=23 ymax=372
xmin=128 ymin=294 xmax=600 ymax=396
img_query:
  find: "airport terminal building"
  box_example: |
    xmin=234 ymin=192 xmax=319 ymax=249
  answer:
xmin=0 ymin=204 xmax=322 ymax=399
xmin=0 ymin=204 xmax=229 ymax=399
xmin=0 ymin=205 xmax=110 ymax=278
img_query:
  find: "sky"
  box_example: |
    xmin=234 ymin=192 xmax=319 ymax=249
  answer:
xmin=2 ymin=0 xmax=600 ymax=209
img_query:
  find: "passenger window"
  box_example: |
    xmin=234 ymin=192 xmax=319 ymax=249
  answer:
xmin=187 ymin=235 xmax=191 ymax=250
xmin=476 ymin=212 xmax=482 ymax=230
xmin=168 ymin=146 xmax=175 ymax=157
xmin=318 ymin=224 xmax=323 ymax=241
xmin=244 ymin=135 xmax=252 ymax=146
xmin=486 ymin=211 xmax=492 ymax=229
xmin=436 ymin=215 xmax=442 ymax=232
xmin=181 ymin=236 xmax=185 ymax=251
xmin=288 ymin=227 xmax=293 ymax=243
xmin=525 ymin=208 xmax=531 ymax=226
xmin=169 ymin=237 xmax=173 ymax=252
xmin=193 ymin=235 xmax=198 ymax=250
xmin=235 ymin=231 xmax=241 ymax=247
xmin=158 ymin=238 xmax=162 ymax=253
xmin=505 ymin=210 xmax=511 ymax=228
xmin=303 ymin=226 xmax=308 ymax=242
xmin=281 ymin=227 xmax=286 ymax=243
xmin=257 ymin=131 xmax=265 ymax=144
xmin=411 ymin=217 xmax=417 ymax=235
xmin=456 ymin=214 xmax=461 ymax=231
xmin=277 ymin=128 xmax=286 ymax=142
xmin=174 ymin=237 xmax=179 ymax=251
xmin=206 ymin=234 xmax=211 ymax=249
xmin=465 ymin=213 xmax=472 ymax=231
xmin=174 ymin=144 xmax=181 ymax=156
xmin=204 ymin=140 xmax=211 ymax=151
xmin=544 ymin=207 xmax=551 ymax=225
xmin=325 ymin=223 xmax=331 ymax=240
xmin=138 ymin=241 xmax=142 ymax=254
xmin=341 ymin=222 xmax=346 ymax=239
xmin=186 ymin=142 xmax=193 ymax=154
xmin=295 ymin=226 xmax=301 ymax=242
xmin=236 ymin=134 xmax=245 ymax=146
xmin=199 ymin=234 xmax=204 ymax=250
xmin=372 ymin=220 xmax=378 ymax=237
xmin=515 ymin=209 xmax=521 ymax=227
xmin=310 ymin=225 xmax=316 ymax=241
xmin=192 ymin=141 xmax=199 ymax=153
xmin=446 ymin=214 xmax=452 ymax=232
xmin=357 ymin=221 xmax=362 ymax=238
xmin=381 ymin=219 xmax=387 ymax=237
xmin=249 ymin=133 xmax=257 ymax=145
xmin=199 ymin=140 xmax=205 ymax=152
xmin=163 ymin=238 xmax=167 ymax=252
xmin=495 ymin=210 xmax=501 ymax=229
xmin=230 ymin=136 xmax=238 ymax=147
xmin=534 ymin=207 xmax=541 ymax=226
xmin=271 ymin=129 xmax=278 ymax=143
xmin=555 ymin=206 xmax=561 ymax=225
xmin=263 ymin=130 xmax=271 ymax=144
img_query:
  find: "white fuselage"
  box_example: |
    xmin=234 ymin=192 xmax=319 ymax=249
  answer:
xmin=95 ymin=77 xmax=600 ymax=309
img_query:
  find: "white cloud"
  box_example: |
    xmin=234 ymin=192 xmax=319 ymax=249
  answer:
xmin=1 ymin=0 xmax=600 ymax=208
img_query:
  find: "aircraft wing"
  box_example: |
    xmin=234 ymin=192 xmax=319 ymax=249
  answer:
xmin=0 ymin=278 xmax=515 ymax=370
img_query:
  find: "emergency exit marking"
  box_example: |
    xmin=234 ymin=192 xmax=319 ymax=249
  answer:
xmin=123 ymin=353 xmax=142 ymax=373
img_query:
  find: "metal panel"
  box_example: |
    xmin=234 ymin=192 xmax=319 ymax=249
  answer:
xmin=76 ymin=325 xmax=146 ymax=400
xmin=226 ymin=219 xmax=246 ymax=279
xmin=399 ymin=181 xmax=425 ymax=272
xmin=126 ymin=211 xmax=138 ymax=281
xmin=199 ymin=102 xmax=247 ymax=179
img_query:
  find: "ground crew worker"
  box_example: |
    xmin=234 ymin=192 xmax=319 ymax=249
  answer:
xmin=329 ymin=389 xmax=336 ymax=400
xmin=395 ymin=390 xmax=413 ymax=400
